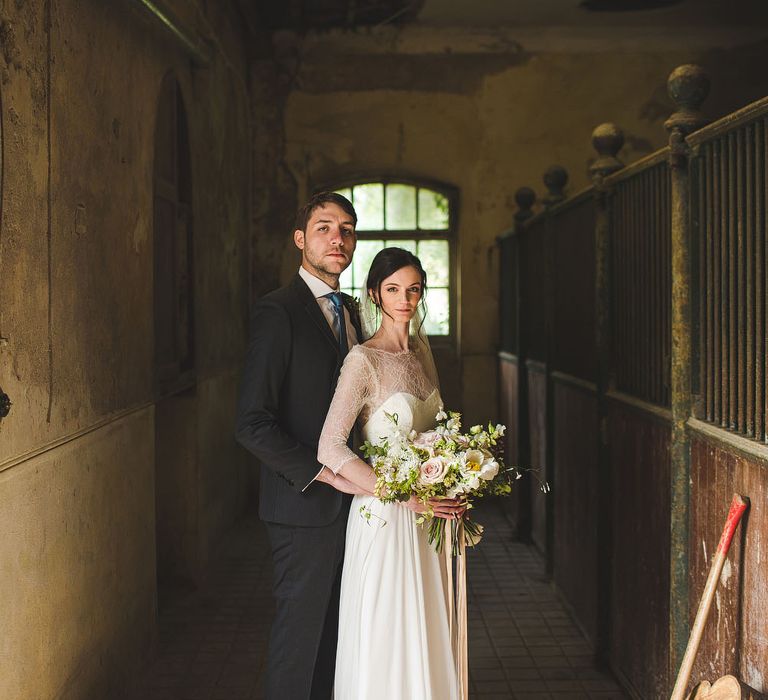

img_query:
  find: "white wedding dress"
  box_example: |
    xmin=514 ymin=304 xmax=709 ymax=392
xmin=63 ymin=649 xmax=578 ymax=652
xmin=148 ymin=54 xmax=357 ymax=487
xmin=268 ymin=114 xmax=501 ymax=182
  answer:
xmin=318 ymin=343 xmax=458 ymax=700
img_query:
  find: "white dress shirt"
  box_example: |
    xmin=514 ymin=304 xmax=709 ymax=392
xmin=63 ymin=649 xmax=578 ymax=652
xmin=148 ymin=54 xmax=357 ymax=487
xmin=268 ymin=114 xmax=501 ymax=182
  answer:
xmin=299 ymin=266 xmax=359 ymax=491
xmin=298 ymin=266 xmax=358 ymax=349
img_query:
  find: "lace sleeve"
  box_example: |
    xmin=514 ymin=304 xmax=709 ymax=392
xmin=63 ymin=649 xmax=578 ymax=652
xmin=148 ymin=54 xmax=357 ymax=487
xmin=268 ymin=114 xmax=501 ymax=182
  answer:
xmin=317 ymin=347 xmax=376 ymax=474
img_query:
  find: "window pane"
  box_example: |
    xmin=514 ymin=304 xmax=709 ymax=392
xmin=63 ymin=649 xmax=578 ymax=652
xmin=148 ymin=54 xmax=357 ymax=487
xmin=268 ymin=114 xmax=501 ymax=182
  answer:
xmin=352 ymin=239 xmax=385 ymax=290
xmin=385 ymin=184 xmax=416 ymax=230
xmin=423 ymin=287 xmax=450 ymax=335
xmin=418 ymin=189 xmax=450 ymax=230
xmin=339 ymin=266 xmax=354 ymax=292
xmin=417 ymin=239 xmax=449 ymax=287
xmin=335 ymin=187 xmax=352 ymax=202
xmin=353 ymin=183 xmax=384 ymax=230
xmin=386 ymin=239 xmax=417 ymax=255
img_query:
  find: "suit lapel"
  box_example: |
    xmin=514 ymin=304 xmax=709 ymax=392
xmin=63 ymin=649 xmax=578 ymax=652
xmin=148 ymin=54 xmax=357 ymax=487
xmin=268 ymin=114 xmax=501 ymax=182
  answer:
xmin=289 ymin=274 xmax=340 ymax=356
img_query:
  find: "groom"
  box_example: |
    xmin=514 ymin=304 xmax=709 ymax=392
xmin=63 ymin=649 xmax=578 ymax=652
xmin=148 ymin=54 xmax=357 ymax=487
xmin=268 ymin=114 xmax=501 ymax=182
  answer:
xmin=235 ymin=191 xmax=362 ymax=699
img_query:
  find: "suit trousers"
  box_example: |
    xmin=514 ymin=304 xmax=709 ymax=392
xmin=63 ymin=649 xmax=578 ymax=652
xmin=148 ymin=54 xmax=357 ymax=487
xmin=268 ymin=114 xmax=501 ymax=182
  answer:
xmin=263 ymin=507 xmax=348 ymax=700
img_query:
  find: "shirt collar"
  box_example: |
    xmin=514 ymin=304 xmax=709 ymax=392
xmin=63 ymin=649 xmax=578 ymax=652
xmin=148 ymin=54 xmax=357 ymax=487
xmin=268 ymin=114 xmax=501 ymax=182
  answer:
xmin=298 ymin=265 xmax=338 ymax=299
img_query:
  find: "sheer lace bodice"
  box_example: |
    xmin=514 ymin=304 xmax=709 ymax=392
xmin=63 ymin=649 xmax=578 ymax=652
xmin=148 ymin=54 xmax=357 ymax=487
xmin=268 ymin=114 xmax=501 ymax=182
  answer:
xmin=317 ymin=343 xmax=442 ymax=474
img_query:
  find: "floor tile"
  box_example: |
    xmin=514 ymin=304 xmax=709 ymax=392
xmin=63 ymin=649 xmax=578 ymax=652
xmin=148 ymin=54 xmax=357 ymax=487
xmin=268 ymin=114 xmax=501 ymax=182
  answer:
xmin=128 ymin=503 xmax=628 ymax=700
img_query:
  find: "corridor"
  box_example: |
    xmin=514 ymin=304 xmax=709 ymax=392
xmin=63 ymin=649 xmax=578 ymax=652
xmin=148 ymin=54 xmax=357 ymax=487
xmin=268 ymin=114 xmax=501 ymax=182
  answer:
xmin=4 ymin=3 xmax=768 ymax=699
xmin=129 ymin=503 xmax=627 ymax=700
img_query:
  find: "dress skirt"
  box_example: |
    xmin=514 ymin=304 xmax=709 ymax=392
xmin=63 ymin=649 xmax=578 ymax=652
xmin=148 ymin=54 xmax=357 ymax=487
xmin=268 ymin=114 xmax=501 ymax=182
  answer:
xmin=333 ymin=494 xmax=458 ymax=699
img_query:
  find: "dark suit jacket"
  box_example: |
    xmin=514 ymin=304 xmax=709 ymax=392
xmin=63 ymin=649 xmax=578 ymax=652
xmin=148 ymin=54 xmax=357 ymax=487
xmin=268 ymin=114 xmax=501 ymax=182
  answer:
xmin=235 ymin=274 xmax=362 ymax=527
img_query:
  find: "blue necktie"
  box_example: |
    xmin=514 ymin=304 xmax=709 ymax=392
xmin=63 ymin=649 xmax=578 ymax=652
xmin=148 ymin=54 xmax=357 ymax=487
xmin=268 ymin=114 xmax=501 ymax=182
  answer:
xmin=326 ymin=292 xmax=349 ymax=357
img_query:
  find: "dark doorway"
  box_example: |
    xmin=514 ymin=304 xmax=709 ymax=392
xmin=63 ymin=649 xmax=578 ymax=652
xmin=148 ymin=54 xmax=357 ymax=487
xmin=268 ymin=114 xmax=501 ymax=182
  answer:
xmin=152 ymin=73 xmax=198 ymax=607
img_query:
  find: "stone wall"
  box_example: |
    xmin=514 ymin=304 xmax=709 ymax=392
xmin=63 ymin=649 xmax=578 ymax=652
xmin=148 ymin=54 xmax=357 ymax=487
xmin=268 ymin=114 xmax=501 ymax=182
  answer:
xmin=0 ymin=1 xmax=257 ymax=697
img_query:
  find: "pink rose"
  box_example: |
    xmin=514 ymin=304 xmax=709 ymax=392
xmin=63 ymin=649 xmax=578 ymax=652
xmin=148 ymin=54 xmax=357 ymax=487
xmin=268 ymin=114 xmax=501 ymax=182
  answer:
xmin=419 ymin=456 xmax=449 ymax=486
xmin=412 ymin=430 xmax=440 ymax=452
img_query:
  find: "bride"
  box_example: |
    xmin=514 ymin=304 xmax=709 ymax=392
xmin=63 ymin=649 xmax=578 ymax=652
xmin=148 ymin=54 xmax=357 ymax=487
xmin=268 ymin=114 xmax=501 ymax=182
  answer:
xmin=315 ymin=247 xmax=464 ymax=699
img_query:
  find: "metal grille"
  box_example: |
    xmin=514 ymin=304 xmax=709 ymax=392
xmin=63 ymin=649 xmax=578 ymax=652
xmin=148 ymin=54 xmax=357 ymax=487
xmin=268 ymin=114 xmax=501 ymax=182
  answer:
xmin=696 ymin=120 xmax=766 ymax=440
xmin=520 ymin=217 xmax=548 ymax=363
xmin=550 ymin=197 xmax=597 ymax=381
xmin=498 ymin=234 xmax=518 ymax=354
xmin=611 ymin=162 xmax=672 ymax=407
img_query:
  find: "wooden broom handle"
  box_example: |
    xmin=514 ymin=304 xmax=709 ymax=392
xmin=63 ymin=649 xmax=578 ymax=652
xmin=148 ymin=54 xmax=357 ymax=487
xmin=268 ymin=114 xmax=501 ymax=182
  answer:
xmin=670 ymin=494 xmax=748 ymax=700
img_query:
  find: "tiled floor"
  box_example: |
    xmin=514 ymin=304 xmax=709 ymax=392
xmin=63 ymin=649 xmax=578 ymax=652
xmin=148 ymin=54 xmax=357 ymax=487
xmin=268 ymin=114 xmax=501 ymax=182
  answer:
xmin=130 ymin=502 xmax=627 ymax=699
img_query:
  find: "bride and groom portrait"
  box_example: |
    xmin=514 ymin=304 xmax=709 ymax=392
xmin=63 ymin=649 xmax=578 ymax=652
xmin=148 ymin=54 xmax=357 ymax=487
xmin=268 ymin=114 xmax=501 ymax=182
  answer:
xmin=235 ymin=190 xmax=467 ymax=699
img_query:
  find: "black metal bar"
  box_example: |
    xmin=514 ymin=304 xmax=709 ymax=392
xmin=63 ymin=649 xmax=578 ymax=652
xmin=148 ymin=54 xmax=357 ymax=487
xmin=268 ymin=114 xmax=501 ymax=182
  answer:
xmin=720 ymin=137 xmax=729 ymax=427
xmin=763 ymin=118 xmax=768 ymax=442
xmin=648 ymin=167 xmax=664 ymax=404
xmin=664 ymin=164 xmax=671 ymax=406
xmin=728 ymin=132 xmax=738 ymax=430
xmin=706 ymin=143 xmax=715 ymax=422
xmin=737 ymin=128 xmax=746 ymax=434
xmin=757 ymin=121 xmax=766 ymax=441
xmin=744 ymin=125 xmax=754 ymax=436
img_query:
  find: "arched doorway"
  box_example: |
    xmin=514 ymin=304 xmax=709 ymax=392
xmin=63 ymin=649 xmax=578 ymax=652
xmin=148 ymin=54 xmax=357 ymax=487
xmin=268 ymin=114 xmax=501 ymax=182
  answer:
xmin=152 ymin=73 xmax=198 ymax=605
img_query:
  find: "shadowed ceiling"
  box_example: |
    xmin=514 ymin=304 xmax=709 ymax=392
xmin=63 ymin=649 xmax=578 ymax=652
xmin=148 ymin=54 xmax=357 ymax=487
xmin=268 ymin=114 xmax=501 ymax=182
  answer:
xmin=246 ymin=0 xmax=768 ymax=29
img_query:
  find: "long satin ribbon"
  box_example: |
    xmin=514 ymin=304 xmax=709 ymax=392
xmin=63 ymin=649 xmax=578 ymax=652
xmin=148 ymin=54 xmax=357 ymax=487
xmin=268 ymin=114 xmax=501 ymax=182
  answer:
xmin=445 ymin=520 xmax=469 ymax=700
xmin=456 ymin=521 xmax=468 ymax=700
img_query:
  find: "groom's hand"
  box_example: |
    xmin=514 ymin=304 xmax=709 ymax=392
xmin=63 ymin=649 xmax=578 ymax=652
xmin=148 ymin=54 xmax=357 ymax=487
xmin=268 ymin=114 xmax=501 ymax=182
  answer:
xmin=314 ymin=467 xmax=336 ymax=485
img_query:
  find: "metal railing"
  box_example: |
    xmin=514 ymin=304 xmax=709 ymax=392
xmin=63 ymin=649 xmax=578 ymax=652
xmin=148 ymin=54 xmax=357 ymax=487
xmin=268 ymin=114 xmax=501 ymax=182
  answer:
xmin=691 ymin=112 xmax=768 ymax=440
xmin=497 ymin=62 xmax=768 ymax=689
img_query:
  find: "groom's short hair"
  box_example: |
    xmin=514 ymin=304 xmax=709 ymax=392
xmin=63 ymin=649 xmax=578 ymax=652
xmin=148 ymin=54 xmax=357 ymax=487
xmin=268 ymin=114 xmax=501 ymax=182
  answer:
xmin=295 ymin=191 xmax=357 ymax=233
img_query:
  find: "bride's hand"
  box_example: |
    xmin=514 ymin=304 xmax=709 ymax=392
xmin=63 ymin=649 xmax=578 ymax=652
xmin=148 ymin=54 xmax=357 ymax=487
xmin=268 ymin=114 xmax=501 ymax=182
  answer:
xmin=403 ymin=495 xmax=466 ymax=520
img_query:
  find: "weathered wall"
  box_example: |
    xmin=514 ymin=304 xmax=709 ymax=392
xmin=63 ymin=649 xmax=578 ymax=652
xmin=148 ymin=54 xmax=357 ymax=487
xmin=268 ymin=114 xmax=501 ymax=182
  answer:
xmin=0 ymin=1 xmax=255 ymax=697
xmin=278 ymin=25 xmax=768 ymax=423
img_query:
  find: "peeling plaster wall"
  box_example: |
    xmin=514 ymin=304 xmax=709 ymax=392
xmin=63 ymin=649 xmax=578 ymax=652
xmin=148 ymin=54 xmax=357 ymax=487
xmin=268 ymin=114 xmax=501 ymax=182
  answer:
xmin=280 ymin=26 xmax=768 ymax=422
xmin=0 ymin=1 xmax=256 ymax=697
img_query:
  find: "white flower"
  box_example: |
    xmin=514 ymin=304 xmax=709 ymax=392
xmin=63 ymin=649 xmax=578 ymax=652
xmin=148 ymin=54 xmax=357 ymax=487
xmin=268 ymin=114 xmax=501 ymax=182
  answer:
xmin=462 ymin=474 xmax=481 ymax=491
xmin=446 ymin=483 xmax=468 ymax=498
xmin=435 ymin=409 xmax=447 ymax=421
xmin=461 ymin=449 xmax=499 ymax=482
xmin=470 ymin=425 xmax=482 ymax=435
xmin=495 ymin=424 xmax=506 ymax=437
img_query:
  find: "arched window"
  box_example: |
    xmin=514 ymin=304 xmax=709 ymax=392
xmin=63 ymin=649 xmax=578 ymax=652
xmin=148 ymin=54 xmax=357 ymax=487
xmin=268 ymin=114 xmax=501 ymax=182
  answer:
xmin=153 ymin=74 xmax=194 ymax=391
xmin=334 ymin=180 xmax=456 ymax=339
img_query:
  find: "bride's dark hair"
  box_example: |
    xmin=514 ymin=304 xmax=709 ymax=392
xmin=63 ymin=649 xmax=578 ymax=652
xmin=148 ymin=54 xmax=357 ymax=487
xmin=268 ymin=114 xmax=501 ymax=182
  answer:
xmin=366 ymin=247 xmax=428 ymax=329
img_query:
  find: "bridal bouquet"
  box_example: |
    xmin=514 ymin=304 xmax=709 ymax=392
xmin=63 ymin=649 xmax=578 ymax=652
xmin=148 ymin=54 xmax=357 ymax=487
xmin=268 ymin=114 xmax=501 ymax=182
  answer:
xmin=360 ymin=408 xmax=521 ymax=554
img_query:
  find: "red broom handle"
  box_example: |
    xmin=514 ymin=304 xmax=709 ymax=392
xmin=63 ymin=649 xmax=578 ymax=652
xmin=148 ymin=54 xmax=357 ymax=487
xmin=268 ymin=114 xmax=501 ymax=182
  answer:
xmin=670 ymin=494 xmax=748 ymax=700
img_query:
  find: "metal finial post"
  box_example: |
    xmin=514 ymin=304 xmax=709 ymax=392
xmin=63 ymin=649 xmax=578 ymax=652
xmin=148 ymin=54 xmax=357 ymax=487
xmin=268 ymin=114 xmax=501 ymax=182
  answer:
xmin=665 ymin=63 xmax=710 ymax=683
xmin=542 ymin=166 xmax=568 ymax=208
xmin=590 ymin=123 xmax=624 ymax=181
xmin=590 ymin=123 xmax=622 ymax=663
xmin=665 ymin=64 xmax=710 ymax=137
xmin=514 ymin=186 xmax=536 ymax=228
